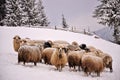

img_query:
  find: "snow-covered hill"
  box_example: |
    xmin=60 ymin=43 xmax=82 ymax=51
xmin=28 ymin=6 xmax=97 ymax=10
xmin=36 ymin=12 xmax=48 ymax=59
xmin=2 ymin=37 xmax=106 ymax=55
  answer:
xmin=95 ymin=27 xmax=114 ymax=42
xmin=0 ymin=27 xmax=120 ymax=80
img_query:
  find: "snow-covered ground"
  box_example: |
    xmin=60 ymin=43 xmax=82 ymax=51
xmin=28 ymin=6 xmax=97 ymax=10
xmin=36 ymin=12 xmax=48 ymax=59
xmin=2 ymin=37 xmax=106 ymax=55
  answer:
xmin=0 ymin=27 xmax=120 ymax=80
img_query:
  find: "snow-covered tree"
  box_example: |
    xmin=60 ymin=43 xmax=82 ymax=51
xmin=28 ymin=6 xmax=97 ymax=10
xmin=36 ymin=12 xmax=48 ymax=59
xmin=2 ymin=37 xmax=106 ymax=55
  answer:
xmin=34 ymin=0 xmax=50 ymax=27
xmin=0 ymin=0 xmax=6 ymax=26
xmin=62 ymin=14 xmax=68 ymax=28
xmin=19 ymin=0 xmax=49 ymax=27
xmin=93 ymin=0 xmax=120 ymax=44
xmin=2 ymin=0 xmax=22 ymax=26
xmin=19 ymin=0 xmax=36 ymax=27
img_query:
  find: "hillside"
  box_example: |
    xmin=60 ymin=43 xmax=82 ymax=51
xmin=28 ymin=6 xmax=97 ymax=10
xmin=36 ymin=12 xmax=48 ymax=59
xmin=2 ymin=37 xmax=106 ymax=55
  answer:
xmin=0 ymin=27 xmax=120 ymax=80
xmin=95 ymin=27 xmax=114 ymax=42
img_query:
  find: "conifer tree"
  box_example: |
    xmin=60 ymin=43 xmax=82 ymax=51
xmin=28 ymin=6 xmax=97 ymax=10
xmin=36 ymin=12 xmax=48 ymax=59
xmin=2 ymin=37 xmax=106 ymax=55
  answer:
xmin=62 ymin=14 xmax=68 ymax=28
xmin=35 ymin=0 xmax=49 ymax=27
xmin=0 ymin=0 xmax=6 ymax=26
xmin=93 ymin=0 xmax=120 ymax=43
xmin=2 ymin=0 xmax=22 ymax=26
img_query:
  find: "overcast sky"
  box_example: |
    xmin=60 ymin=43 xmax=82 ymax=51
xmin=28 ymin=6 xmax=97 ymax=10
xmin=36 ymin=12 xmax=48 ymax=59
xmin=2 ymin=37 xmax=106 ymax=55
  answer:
xmin=43 ymin=0 xmax=105 ymax=31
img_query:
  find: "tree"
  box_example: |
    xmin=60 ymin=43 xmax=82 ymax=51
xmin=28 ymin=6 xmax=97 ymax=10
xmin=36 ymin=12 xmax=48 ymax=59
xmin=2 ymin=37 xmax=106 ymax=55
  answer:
xmin=2 ymin=0 xmax=21 ymax=26
xmin=0 ymin=0 xmax=6 ymax=26
xmin=19 ymin=0 xmax=49 ymax=27
xmin=19 ymin=0 xmax=36 ymax=27
xmin=34 ymin=0 xmax=50 ymax=27
xmin=62 ymin=14 xmax=68 ymax=28
xmin=93 ymin=0 xmax=120 ymax=44
xmin=2 ymin=0 xmax=22 ymax=26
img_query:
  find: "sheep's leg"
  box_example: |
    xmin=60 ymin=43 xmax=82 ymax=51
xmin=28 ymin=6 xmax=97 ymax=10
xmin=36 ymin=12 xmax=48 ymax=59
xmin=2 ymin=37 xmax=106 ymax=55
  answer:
xmin=34 ymin=62 xmax=37 ymax=66
xmin=109 ymin=62 xmax=113 ymax=72
xmin=40 ymin=59 xmax=42 ymax=63
xmin=23 ymin=61 xmax=25 ymax=65
xmin=18 ymin=60 xmax=20 ymax=64
xmin=97 ymin=72 xmax=100 ymax=77
xmin=84 ymin=67 xmax=88 ymax=76
xmin=73 ymin=66 xmax=77 ymax=71
xmin=78 ymin=66 xmax=80 ymax=71
xmin=110 ymin=67 xmax=113 ymax=72
xmin=59 ymin=66 xmax=62 ymax=72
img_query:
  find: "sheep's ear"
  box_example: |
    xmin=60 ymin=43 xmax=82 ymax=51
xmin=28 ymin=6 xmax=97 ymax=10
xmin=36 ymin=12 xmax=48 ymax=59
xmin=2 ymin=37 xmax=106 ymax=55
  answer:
xmin=13 ymin=37 xmax=15 ymax=39
xmin=62 ymin=48 xmax=68 ymax=53
xmin=18 ymin=36 xmax=21 ymax=39
xmin=20 ymin=40 xmax=22 ymax=43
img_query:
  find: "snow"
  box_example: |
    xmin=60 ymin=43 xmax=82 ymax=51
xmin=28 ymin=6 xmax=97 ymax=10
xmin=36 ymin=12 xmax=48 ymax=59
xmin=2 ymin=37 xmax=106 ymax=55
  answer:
xmin=0 ymin=27 xmax=120 ymax=80
xmin=95 ymin=27 xmax=114 ymax=42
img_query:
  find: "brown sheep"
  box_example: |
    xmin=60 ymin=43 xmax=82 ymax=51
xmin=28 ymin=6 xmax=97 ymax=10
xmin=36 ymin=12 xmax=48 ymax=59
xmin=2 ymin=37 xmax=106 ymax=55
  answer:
xmin=67 ymin=44 xmax=81 ymax=51
xmin=18 ymin=45 xmax=42 ymax=66
xmin=42 ymin=48 xmax=56 ymax=64
xmin=85 ymin=48 xmax=113 ymax=72
xmin=67 ymin=50 xmax=85 ymax=71
xmin=96 ymin=52 xmax=113 ymax=72
xmin=71 ymin=41 xmax=79 ymax=46
xmin=50 ymin=47 xmax=67 ymax=71
xmin=81 ymin=54 xmax=104 ymax=77
xmin=87 ymin=46 xmax=97 ymax=52
xmin=53 ymin=40 xmax=70 ymax=45
xmin=13 ymin=35 xmax=21 ymax=52
xmin=20 ymin=39 xmax=46 ymax=48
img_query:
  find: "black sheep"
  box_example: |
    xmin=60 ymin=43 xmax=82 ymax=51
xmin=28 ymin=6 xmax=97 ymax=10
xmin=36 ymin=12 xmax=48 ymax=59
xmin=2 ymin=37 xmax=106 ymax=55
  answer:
xmin=44 ymin=42 xmax=52 ymax=48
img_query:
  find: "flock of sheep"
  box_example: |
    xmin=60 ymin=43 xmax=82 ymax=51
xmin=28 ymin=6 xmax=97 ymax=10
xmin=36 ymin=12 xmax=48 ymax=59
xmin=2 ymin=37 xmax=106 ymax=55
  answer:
xmin=13 ymin=35 xmax=113 ymax=77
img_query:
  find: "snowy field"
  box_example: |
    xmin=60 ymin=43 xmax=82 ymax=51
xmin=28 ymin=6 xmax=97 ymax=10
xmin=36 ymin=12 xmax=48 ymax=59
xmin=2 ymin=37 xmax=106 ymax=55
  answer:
xmin=0 ymin=27 xmax=120 ymax=80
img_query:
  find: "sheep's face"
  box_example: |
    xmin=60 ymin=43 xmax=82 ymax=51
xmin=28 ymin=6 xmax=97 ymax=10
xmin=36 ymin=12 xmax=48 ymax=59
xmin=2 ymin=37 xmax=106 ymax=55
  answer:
xmin=20 ymin=39 xmax=27 ymax=46
xmin=56 ymin=47 xmax=63 ymax=58
xmin=13 ymin=35 xmax=21 ymax=43
xmin=104 ymin=56 xmax=112 ymax=66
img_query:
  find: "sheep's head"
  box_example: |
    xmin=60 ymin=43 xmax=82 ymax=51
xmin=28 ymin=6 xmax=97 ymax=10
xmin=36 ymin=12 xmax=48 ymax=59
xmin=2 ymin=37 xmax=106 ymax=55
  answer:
xmin=103 ymin=56 xmax=112 ymax=66
xmin=20 ymin=39 xmax=27 ymax=46
xmin=13 ymin=35 xmax=21 ymax=43
xmin=72 ymin=41 xmax=79 ymax=46
xmin=56 ymin=47 xmax=65 ymax=59
xmin=36 ymin=44 xmax=43 ymax=52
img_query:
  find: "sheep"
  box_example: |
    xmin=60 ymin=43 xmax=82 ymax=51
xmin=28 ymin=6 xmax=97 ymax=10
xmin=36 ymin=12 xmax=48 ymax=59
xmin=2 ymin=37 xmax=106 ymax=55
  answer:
xmin=20 ymin=38 xmax=28 ymax=46
xmin=84 ymin=47 xmax=113 ymax=72
xmin=52 ymin=40 xmax=70 ymax=49
xmin=13 ymin=35 xmax=21 ymax=52
xmin=102 ymin=53 xmax=113 ymax=72
xmin=96 ymin=52 xmax=113 ymax=72
xmin=67 ymin=50 xmax=85 ymax=71
xmin=67 ymin=44 xmax=81 ymax=51
xmin=20 ymin=38 xmax=46 ymax=48
xmin=18 ymin=45 xmax=42 ymax=66
xmin=42 ymin=48 xmax=56 ymax=64
xmin=79 ymin=44 xmax=87 ymax=50
xmin=53 ymin=40 xmax=70 ymax=45
xmin=43 ymin=40 xmax=52 ymax=49
xmin=50 ymin=47 xmax=67 ymax=72
xmin=32 ymin=40 xmax=46 ymax=45
xmin=87 ymin=46 xmax=97 ymax=52
xmin=81 ymin=54 xmax=104 ymax=77
xmin=71 ymin=41 xmax=79 ymax=46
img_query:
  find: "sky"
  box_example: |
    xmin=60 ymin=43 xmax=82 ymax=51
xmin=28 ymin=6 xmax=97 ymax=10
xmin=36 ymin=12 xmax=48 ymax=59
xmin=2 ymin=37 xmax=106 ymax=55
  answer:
xmin=43 ymin=0 xmax=106 ymax=31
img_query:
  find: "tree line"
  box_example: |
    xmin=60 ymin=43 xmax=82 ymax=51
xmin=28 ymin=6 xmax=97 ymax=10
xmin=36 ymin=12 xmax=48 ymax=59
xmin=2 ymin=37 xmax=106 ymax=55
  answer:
xmin=0 ymin=0 xmax=49 ymax=27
